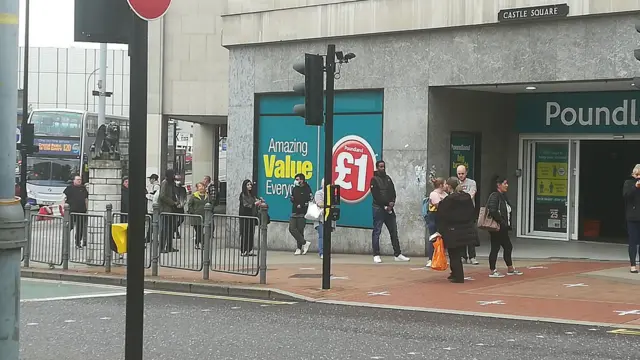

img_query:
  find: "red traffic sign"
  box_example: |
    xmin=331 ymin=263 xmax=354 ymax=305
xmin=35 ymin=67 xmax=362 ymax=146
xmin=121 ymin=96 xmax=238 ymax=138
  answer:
xmin=127 ymin=0 xmax=172 ymax=21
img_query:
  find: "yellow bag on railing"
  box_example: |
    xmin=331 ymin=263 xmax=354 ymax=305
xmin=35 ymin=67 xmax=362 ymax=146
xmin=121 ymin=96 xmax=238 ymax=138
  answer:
xmin=111 ymin=223 xmax=128 ymax=254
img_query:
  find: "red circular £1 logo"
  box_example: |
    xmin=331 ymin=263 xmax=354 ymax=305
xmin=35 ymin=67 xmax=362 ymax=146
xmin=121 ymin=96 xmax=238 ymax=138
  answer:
xmin=332 ymin=135 xmax=377 ymax=203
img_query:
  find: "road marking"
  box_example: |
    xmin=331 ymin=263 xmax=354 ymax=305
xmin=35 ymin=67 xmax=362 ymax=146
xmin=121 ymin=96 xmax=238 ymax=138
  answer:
xmin=169 ymin=311 xmax=181 ymax=315
xmin=614 ymin=310 xmax=640 ymax=316
xmin=477 ymin=300 xmax=505 ymax=306
xmin=563 ymin=283 xmax=588 ymax=288
xmin=464 ymin=277 xmax=475 ymax=281
xmin=299 ymin=267 xmax=316 ymax=270
xmin=99 ymin=317 xmax=111 ymax=320
xmin=506 ymin=339 xmax=515 ymax=342
xmin=231 ymin=306 xmax=241 ymax=310
xmin=608 ymin=329 xmax=640 ymax=336
xmin=21 ymin=292 xmax=128 ymax=303
xmin=565 ymin=332 xmax=575 ymax=335
xmin=410 ymin=267 xmax=428 ymax=271
xmin=64 ymin=320 xmax=76 ymax=323
xmin=330 ymin=276 xmax=349 ymax=280
xmin=26 ymin=323 xmax=38 ymax=326
xmin=527 ymin=266 xmax=548 ymax=269
xmin=536 ymin=335 xmax=544 ymax=338
xmin=201 ymin=309 xmax=212 ymax=312
xmin=475 ymin=343 xmax=486 ymax=346
xmin=443 ymin=347 xmax=454 ymax=351
xmin=145 ymin=290 xmax=296 ymax=305
xmin=367 ymin=291 xmax=390 ymax=296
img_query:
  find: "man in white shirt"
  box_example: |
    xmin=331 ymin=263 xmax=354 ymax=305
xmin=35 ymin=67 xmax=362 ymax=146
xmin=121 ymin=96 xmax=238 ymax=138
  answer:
xmin=457 ymin=165 xmax=479 ymax=265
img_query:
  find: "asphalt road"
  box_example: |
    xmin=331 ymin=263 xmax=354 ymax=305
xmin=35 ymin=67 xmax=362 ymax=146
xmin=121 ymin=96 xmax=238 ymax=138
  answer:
xmin=18 ymin=282 xmax=640 ymax=360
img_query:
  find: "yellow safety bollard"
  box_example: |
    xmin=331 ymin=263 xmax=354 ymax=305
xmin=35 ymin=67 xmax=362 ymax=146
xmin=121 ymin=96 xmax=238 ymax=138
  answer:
xmin=111 ymin=223 xmax=128 ymax=254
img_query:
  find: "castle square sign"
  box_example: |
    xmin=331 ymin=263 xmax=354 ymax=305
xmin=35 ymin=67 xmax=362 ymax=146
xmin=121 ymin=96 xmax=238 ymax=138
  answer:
xmin=498 ymin=4 xmax=569 ymax=22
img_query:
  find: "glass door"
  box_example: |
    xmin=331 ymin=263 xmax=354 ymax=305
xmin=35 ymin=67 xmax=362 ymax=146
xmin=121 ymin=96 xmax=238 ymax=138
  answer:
xmin=522 ymin=140 xmax=574 ymax=240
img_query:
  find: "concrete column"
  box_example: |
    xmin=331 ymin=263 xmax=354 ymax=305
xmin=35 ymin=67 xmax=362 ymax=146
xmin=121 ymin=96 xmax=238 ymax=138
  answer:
xmin=146 ymin=113 xmax=162 ymax=176
xmin=192 ymin=123 xmax=215 ymax=183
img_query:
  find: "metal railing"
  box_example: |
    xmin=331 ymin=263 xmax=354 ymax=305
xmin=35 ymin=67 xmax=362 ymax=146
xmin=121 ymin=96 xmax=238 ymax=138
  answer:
xmin=22 ymin=201 xmax=270 ymax=284
xmin=111 ymin=212 xmax=153 ymax=268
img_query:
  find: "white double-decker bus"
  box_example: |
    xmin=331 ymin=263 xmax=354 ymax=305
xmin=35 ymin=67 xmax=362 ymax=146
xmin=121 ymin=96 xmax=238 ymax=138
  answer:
xmin=24 ymin=109 xmax=129 ymax=206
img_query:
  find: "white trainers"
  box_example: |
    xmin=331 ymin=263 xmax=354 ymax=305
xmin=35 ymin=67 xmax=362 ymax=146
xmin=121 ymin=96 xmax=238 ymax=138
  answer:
xmin=425 ymin=260 xmax=432 ymax=268
xmin=489 ymin=270 xmax=505 ymax=278
xmin=373 ymin=255 xmax=382 ymax=264
xmin=302 ymin=241 xmax=311 ymax=255
xmin=395 ymin=254 xmax=410 ymax=262
xmin=294 ymin=249 xmax=302 ymax=255
xmin=470 ymin=258 xmax=479 ymax=265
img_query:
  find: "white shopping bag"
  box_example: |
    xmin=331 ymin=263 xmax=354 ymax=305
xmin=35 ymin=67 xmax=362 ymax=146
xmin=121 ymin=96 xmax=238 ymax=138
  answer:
xmin=304 ymin=202 xmax=322 ymax=221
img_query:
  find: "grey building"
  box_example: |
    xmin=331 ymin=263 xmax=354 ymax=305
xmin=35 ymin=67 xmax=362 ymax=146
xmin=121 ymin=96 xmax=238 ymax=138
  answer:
xmin=213 ymin=1 xmax=640 ymax=256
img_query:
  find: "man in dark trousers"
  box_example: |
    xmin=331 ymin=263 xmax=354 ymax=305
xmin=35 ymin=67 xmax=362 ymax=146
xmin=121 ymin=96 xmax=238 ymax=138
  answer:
xmin=64 ymin=175 xmax=89 ymax=249
xmin=370 ymin=160 xmax=410 ymax=264
xmin=289 ymin=173 xmax=312 ymax=255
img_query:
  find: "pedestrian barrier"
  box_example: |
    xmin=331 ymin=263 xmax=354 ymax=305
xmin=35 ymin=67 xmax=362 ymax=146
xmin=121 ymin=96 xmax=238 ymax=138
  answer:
xmin=68 ymin=212 xmax=107 ymax=266
xmin=158 ymin=212 xmax=205 ymax=271
xmin=23 ymin=202 xmax=270 ymax=284
xmin=111 ymin=212 xmax=153 ymax=268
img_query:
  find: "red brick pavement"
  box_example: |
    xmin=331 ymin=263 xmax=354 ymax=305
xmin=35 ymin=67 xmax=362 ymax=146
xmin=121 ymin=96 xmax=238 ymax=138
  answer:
xmin=33 ymin=260 xmax=640 ymax=326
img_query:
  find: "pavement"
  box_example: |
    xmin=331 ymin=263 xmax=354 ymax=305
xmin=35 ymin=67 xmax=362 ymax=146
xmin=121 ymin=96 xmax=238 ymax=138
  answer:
xmin=18 ymin=278 xmax=640 ymax=360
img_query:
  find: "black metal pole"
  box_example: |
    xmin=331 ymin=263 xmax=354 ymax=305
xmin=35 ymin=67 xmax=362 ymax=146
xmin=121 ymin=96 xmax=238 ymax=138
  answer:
xmin=322 ymin=44 xmax=336 ymax=290
xmin=124 ymin=11 xmax=148 ymax=360
xmin=20 ymin=0 xmax=30 ymax=207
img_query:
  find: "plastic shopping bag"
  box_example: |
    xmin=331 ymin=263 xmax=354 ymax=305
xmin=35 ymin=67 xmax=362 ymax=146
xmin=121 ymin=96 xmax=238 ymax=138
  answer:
xmin=111 ymin=223 xmax=128 ymax=254
xmin=305 ymin=202 xmax=322 ymax=221
xmin=431 ymin=235 xmax=448 ymax=271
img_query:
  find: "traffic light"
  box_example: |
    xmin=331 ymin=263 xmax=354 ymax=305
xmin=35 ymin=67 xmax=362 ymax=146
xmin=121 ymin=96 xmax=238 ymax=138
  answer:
xmin=330 ymin=184 xmax=341 ymax=206
xmin=21 ymin=123 xmax=39 ymax=155
xmin=292 ymin=53 xmax=324 ymax=126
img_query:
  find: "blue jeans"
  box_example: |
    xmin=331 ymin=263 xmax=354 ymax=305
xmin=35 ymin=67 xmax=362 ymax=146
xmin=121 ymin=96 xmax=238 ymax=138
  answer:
xmin=315 ymin=223 xmax=324 ymax=256
xmin=372 ymin=207 xmax=401 ymax=257
xmin=425 ymin=212 xmax=437 ymax=260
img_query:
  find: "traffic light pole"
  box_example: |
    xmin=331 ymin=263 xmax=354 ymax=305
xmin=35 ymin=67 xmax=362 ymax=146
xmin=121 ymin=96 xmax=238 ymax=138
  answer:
xmin=322 ymin=44 xmax=336 ymax=290
xmin=124 ymin=11 xmax=148 ymax=360
xmin=19 ymin=0 xmax=30 ymax=206
xmin=0 ymin=0 xmax=28 ymax=358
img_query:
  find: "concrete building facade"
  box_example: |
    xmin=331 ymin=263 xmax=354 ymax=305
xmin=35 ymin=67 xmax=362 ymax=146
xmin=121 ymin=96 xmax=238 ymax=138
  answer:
xmin=151 ymin=0 xmax=640 ymax=256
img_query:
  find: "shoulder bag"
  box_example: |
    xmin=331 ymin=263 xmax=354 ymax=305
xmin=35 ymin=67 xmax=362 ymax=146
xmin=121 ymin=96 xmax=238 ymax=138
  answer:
xmin=477 ymin=192 xmax=500 ymax=232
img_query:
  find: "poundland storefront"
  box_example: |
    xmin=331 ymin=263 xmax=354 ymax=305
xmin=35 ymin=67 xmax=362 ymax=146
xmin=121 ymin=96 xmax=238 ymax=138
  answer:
xmin=516 ymin=91 xmax=640 ymax=244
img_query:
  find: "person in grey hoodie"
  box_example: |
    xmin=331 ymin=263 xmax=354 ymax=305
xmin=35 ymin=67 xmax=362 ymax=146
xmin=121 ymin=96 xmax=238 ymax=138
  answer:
xmin=314 ymin=179 xmax=325 ymax=259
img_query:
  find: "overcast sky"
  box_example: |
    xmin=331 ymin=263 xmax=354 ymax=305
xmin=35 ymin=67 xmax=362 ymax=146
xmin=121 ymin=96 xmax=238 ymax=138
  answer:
xmin=18 ymin=0 xmax=127 ymax=49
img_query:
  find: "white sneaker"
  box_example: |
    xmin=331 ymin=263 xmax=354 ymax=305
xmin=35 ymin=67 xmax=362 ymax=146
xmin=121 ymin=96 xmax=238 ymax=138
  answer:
xmin=294 ymin=249 xmax=302 ymax=255
xmin=425 ymin=260 xmax=432 ymax=268
xmin=373 ymin=255 xmax=382 ymax=264
xmin=470 ymin=258 xmax=479 ymax=265
xmin=320 ymin=254 xmax=323 ymax=259
xmin=395 ymin=254 xmax=410 ymax=262
xmin=302 ymin=241 xmax=311 ymax=255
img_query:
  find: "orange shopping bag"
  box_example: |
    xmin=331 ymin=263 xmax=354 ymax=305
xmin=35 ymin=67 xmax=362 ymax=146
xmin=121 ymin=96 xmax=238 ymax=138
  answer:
xmin=431 ymin=235 xmax=448 ymax=271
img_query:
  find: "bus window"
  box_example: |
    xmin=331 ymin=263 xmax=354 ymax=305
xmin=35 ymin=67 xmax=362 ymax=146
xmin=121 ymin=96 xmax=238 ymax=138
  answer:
xmin=30 ymin=111 xmax=83 ymax=138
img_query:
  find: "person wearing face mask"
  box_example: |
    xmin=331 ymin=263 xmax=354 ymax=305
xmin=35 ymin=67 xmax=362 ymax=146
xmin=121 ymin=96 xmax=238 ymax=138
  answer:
xmin=289 ymin=173 xmax=313 ymax=255
xmin=173 ymin=175 xmax=188 ymax=240
xmin=158 ymin=169 xmax=179 ymax=253
xmin=145 ymin=174 xmax=160 ymax=243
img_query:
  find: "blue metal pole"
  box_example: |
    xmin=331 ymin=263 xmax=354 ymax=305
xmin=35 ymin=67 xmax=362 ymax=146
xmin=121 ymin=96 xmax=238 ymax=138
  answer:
xmin=0 ymin=0 xmax=28 ymax=358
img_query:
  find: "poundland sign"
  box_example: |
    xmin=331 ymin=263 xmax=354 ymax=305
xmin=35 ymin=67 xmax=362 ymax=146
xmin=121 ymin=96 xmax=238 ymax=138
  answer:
xmin=516 ymin=91 xmax=640 ymax=134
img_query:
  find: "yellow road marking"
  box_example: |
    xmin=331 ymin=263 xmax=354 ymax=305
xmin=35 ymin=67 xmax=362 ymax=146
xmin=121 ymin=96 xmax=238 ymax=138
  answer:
xmin=146 ymin=290 xmax=297 ymax=305
xmin=608 ymin=329 xmax=640 ymax=336
xmin=0 ymin=13 xmax=18 ymax=25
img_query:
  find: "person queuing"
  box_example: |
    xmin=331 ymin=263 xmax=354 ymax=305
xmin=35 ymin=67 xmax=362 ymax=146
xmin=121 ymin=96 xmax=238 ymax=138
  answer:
xmin=623 ymin=164 xmax=640 ymax=274
xmin=289 ymin=173 xmax=313 ymax=255
xmin=456 ymin=165 xmax=479 ymax=265
xmin=425 ymin=177 xmax=447 ymax=268
xmin=370 ymin=160 xmax=410 ymax=264
xmin=238 ymin=179 xmax=265 ymax=256
xmin=188 ymin=182 xmax=210 ymax=250
xmin=435 ymin=177 xmax=478 ymax=283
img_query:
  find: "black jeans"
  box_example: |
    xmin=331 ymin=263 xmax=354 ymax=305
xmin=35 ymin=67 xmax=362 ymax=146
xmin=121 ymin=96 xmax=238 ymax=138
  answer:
xmin=70 ymin=214 xmax=87 ymax=247
xmin=489 ymin=227 xmax=513 ymax=271
xmin=626 ymin=221 xmax=640 ymax=266
xmin=160 ymin=218 xmax=174 ymax=252
xmin=447 ymin=246 xmax=465 ymax=281
xmin=371 ymin=207 xmax=401 ymax=257
xmin=289 ymin=215 xmax=306 ymax=249
xmin=193 ymin=225 xmax=203 ymax=246
xmin=240 ymin=217 xmax=256 ymax=253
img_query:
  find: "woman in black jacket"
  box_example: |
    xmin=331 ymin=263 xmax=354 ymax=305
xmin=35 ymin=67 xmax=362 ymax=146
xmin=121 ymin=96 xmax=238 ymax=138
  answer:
xmin=486 ymin=175 xmax=523 ymax=278
xmin=238 ymin=179 xmax=264 ymax=256
xmin=622 ymin=164 xmax=640 ymax=273
xmin=435 ymin=177 xmax=478 ymax=283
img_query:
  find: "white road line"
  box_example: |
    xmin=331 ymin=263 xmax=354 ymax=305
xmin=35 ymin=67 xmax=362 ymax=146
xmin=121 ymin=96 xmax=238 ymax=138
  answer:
xmin=145 ymin=290 xmax=296 ymax=305
xmin=22 ymin=278 xmax=126 ymax=290
xmin=21 ymin=292 xmax=128 ymax=303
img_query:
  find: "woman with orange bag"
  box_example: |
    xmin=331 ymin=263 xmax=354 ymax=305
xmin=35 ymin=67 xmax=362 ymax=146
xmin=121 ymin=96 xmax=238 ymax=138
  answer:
xmin=435 ymin=177 xmax=478 ymax=283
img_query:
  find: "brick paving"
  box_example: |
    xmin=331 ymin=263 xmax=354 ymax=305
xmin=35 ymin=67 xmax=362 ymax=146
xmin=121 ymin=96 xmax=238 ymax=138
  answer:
xmin=25 ymin=255 xmax=640 ymax=326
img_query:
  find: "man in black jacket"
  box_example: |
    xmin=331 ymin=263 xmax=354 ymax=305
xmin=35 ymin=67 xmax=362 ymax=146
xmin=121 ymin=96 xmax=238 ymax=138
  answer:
xmin=121 ymin=177 xmax=129 ymax=223
xmin=370 ymin=160 xmax=410 ymax=264
xmin=289 ymin=173 xmax=312 ymax=255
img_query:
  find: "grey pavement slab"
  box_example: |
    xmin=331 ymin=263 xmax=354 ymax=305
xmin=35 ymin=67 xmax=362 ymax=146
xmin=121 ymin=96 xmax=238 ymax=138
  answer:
xmin=19 ymin=290 xmax=640 ymax=360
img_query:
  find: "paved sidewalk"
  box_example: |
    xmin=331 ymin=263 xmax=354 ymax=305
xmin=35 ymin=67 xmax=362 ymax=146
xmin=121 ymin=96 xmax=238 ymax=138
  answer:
xmin=21 ymin=251 xmax=640 ymax=328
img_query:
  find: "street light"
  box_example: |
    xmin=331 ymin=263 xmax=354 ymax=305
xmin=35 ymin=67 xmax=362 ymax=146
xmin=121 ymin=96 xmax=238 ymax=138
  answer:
xmin=85 ymin=67 xmax=105 ymax=111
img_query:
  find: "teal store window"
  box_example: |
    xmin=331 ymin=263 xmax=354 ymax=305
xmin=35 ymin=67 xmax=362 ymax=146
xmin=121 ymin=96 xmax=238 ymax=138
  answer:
xmin=255 ymin=90 xmax=384 ymax=229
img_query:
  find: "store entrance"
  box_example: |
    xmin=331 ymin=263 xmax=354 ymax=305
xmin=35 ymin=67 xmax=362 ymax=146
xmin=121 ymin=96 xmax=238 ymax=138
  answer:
xmin=579 ymin=140 xmax=640 ymax=244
